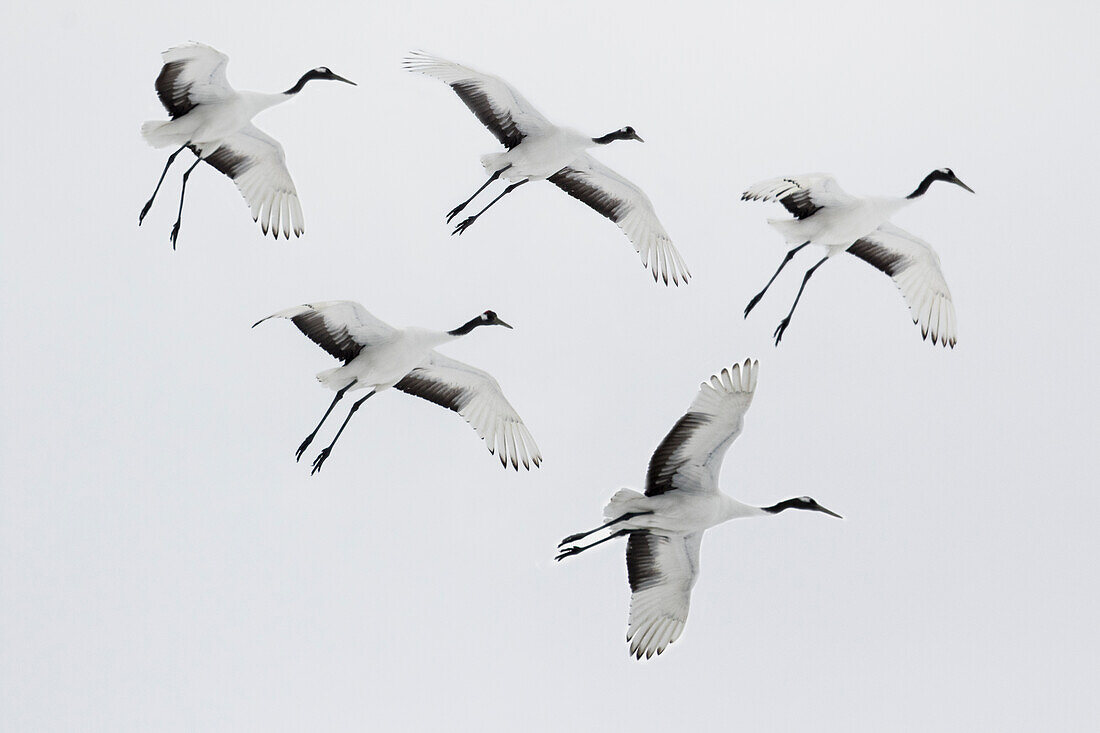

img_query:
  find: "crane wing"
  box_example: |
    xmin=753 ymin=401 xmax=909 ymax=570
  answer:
xmin=548 ymin=154 xmax=690 ymax=286
xmin=189 ymin=124 xmax=304 ymax=239
xmin=847 ymin=222 xmax=958 ymax=347
xmin=155 ymin=43 xmax=233 ymax=118
xmin=252 ymin=301 xmax=397 ymax=363
xmin=645 ymin=360 xmax=758 ymax=497
xmin=625 ymin=531 xmax=703 ymax=660
xmin=741 ymin=174 xmax=855 ymax=219
xmin=403 ymin=51 xmax=553 ymax=149
xmin=395 ymin=352 xmax=542 ymax=470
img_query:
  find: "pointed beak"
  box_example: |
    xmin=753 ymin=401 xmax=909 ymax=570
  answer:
xmin=818 ymin=506 xmax=843 ymax=519
xmin=496 ymin=318 xmax=514 ymax=329
xmin=951 ymin=176 xmax=975 ymax=194
xmin=331 ymin=73 xmax=356 ymax=86
xmin=632 ymin=133 xmax=645 ymax=143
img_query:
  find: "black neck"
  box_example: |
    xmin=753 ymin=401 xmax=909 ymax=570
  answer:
xmin=447 ymin=316 xmax=485 ymax=336
xmin=761 ymin=498 xmax=803 ymax=514
xmin=283 ymin=71 xmax=317 ymax=96
xmin=592 ymin=130 xmax=628 ymax=145
xmin=906 ymin=171 xmax=941 ymax=199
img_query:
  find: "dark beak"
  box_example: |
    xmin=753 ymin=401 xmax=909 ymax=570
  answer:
xmin=496 ymin=318 xmax=514 ymax=329
xmin=951 ymin=176 xmax=974 ymax=194
xmin=330 ymin=73 xmax=356 ymax=86
xmin=631 ymin=132 xmax=645 ymax=143
xmin=817 ymin=505 xmax=843 ymax=519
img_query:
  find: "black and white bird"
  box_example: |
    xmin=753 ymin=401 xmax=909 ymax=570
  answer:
xmin=403 ymin=52 xmax=690 ymax=286
xmin=557 ymin=360 xmax=840 ymax=660
xmin=254 ymin=301 xmax=541 ymax=474
xmin=741 ymin=169 xmax=974 ymax=346
xmin=140 ymin=43 xmax=355 ymax=248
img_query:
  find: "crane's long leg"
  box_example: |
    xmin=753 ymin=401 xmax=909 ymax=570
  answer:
xmin=446 ymin=166 xmax=510 ymax=223
xmin=744 ymin=242 xmax=810 ymax=318
xmin=139 ymin=143 xmax=189 ymax=225
xmin=169 ymin=155 xmax=204 ymax=249
xmin=310 ymin=390 xmax=375 ymax=475
xmin=555 ymin=528 xmax=635 ymax=562
xmin=773 ymin=255 xmax=829 ymax=346
xmin=451 ymin=179 xmax=528 ymax=236
xmin=557 ymin=511 xmax=653 ymax=548
xmin=296 ymin=380 xmax=357 ymax=462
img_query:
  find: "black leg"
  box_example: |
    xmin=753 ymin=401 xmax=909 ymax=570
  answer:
xmin=447 ymin=166 xmax=510 ymax=223
xmin=296 ymin=380 xmax=357 ymax=462
xmin=744 ymin=241 xmax=810 ymax=318
xmin=139 ymin=143 xmax=188 ymax=225
xmin=169 ymin=155 xmax=203 ymax=250
xmin=773 ymin=255 xmax=829 ymax=346
xmin=557 ymin=512 xmax=652 ymax=548
xmin=452 ymin=179 xmax=528 ymax=236
xmin=311 ymin=390 xmax=375 ymax=475
xmin=555 ymin=528 xmax=634 ymax=562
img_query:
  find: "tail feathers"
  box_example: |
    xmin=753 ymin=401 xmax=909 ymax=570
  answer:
xmin=767 ymin=217 xmax=806 ymax=244
xmin=604 ymin=488 xmax=645 ymax=519
xmin=480 ymin=152 xmax=508 ymax=174
xmin=141 ymin=120 xmax=183 ymax=148
xmin=316 ymin=367 xmax=354 ymax=391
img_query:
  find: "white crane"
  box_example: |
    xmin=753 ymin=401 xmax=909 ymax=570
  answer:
xmin=254 ymin=301 xmax=541 ymax=474
xmin=139 ymin=43 xmax=355 ymax=248
xmin=556 ymin=360 xmax=841 ymax=660
xmin=741 ymin=169 xmax=974 ymax=346
xmin=403 ymin=52 xmax=690 ymax=286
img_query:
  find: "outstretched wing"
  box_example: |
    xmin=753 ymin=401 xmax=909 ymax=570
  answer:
xmin=549 ymin=154 xmax=690 ymax=286
xmin=403 ymin=51 xmax=553 ymax=149
xmin=741 ymin=174 xmax=855 ymax=219
xmin=190 ymin=124 xmax=304 ymax=239
xmin=252 ymin=301 xmax=397 ymax=363
xmin=847 ymin=222 xmax=958 ymax=347
xmin=395 ymin=352 xmax=542 ymax=470
xmin=625 ymin=531 xmax=703 ymax=660
xmin=155 ymin=43 xmax=234 ymax=119
xmin=646 ymin=359 xmax=759 ymax=497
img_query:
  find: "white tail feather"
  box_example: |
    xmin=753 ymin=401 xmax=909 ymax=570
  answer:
xmin=480 ymin=152 xmax=508 ymax=174
xmin=315 ymin=367 xmax=354 ymax=391
xmin=140 ymin=120 xmax=179 ymax=148
xmin=604 ymin=488 xmax=645 ymax=519
xmin=766 ymin=217 xmax=806 ymax=245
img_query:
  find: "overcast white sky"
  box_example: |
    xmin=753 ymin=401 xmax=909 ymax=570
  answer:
xmin=2 ymin=0 xmax=1098 ymax=730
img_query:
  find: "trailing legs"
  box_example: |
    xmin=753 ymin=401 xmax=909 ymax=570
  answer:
xmin=446 ymin=166 xmax=510 ymax=223
xmin=773 ymin=255 xmax=829 ymax=346
xmin=744 ymin=241 xmax=811 ymax=318
xmin=296 ymin=380 xmax=357 ymax=462
xmin=139 ymin=143 xmax=189 ymax=225
xmin=310 ymin=390 xmax=376 ymax=475
xmin=451 ymin=179 xmax=528 ymax=236
xmin=169 ymin=155 xmax=204 ymax=249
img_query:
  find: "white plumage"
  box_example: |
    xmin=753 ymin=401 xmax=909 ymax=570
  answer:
xmin=404 ymin=52 xmax=690 ymax=286
xmin=741 ymin=169 xmax=972 ymax=346
xmin=557 ymin=361 xmax=841 ymax=660
xmin=849 ymin=223 xmax=958 ymax=347
xmin=254 ymin=301 xmax=541 ymax=474
xmin=139 ymin=42 xmax=354 ymax=246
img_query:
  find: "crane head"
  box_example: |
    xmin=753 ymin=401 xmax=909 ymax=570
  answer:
xmin=935 ymin=168 xmax=975 ymax=194
xmin=762 ymin=496 xmax=843 ymax=518
xmin=285 ymin=67 xmax=357 ymax=95
xmin=480 ymin=310 xmax=513 ymax=329
xmin=593 ymin=126 xmax=645 ymax=144
xmin=310 ymin=67 xmax=357 ymax=85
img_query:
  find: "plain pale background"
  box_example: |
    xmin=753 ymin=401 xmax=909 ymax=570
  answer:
xmin=2 ymin=0 xmax=1098 ymax=730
